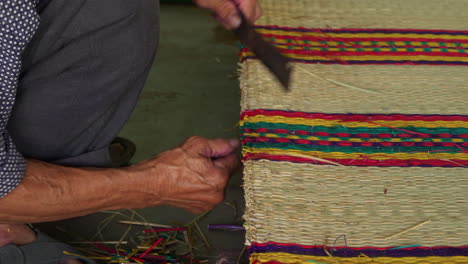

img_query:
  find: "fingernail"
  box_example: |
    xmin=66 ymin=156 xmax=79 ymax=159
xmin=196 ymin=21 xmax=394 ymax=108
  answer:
xmin=228 ymin=15 xmax=241 ymax=29
xmin=229 ymin=139 xmax=240 ymax=148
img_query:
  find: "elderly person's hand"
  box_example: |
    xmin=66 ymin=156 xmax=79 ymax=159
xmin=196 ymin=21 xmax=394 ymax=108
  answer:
xmin=129 ymin=136 xmax=240 ymax=213
xmin=194 ymin=0 xmax=262 ymax=29
xmin=0 ymin=138 xmax=240 ymax=223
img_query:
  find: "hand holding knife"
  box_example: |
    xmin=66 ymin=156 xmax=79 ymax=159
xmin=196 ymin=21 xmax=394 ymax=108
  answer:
xmin=194 ymin=0 xmax=292 ymax=91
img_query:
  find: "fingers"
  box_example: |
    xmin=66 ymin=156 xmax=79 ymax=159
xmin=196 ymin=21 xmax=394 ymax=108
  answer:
xmin=213 ymin=153 xmax=240 ymax=174
xmin=195 ymin=0 xmax=262 ymax=29
xmin=195 ymin=0 xmax=240 ymax=29
xmin=183 ymin=136 xmax=239 ymax=158
xmin=233 ymin=0 xmax=262 ymax=23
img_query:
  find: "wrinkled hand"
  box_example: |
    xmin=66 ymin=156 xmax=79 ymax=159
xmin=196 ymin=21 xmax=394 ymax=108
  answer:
xmin=195 ymin=0 xmax=262 ymax=29
xmin=131 ymin=137 xmax=240 ymax=213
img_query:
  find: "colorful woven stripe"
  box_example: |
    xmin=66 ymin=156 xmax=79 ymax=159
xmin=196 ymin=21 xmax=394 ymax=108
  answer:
xmin=240 ymin=26 xmax=468 ymax=65
xmin=240 ymin=109 xmax=468 ymax=167
xmin=250 ymin=242 xmax=468 ymax=257
xmin=251 ymin=252 xmax=468 ymax=264
xmin=250 ymin=243 xmax=468 ymax=264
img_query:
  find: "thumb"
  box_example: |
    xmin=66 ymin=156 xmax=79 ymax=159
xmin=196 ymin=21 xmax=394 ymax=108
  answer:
xmin=183 ymin=137 xmax=240 ymax=158
xmin=196 ymin=0 xmax=241 ymax=29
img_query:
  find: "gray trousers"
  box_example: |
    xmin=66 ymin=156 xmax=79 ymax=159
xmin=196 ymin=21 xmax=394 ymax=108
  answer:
xmin=8 ymin=0 xmax=160 ymax=167
xmin=1 ymin=0 xmax=159 ymax=263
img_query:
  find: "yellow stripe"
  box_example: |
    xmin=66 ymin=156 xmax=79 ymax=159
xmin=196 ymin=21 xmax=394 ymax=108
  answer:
xmin=256 ymin=28 xmax=468 ymax=41
xmin=251 ymin=252 xmax=468 ymax=264
xmin=241 ymin=51 xmax=468 ymax=62
xmin=242 ymin=132 xmax=467 ymax=143
xmin=243 ymin=148 xmax=468 ymax=161
xmin=241 ymin=116 xmax=468 ymax=129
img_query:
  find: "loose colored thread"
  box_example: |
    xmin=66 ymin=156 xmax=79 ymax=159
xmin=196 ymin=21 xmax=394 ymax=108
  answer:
xmin=248 ymin=152 xmax=344 ymax=166
xmin=332 ymin=235 xmax=348 ymax=251
xmin=454 ymin=143 xmax=468 ymax=153
xmin=117 ymin=220 xmax=172 ymax=228
xmin=296 ymin=65 xmax=380 ymax=94
xmin=63 ymin=251 xmax=110 ymax=260
xmin=384 ymin=220 xmax=431 ymax=240
xmin=389 ymin=244 xmax=423 ymax=250
xmin=140 ymin=238 xmax=164 ymax=258
xmin=144 ymin=227 xmax=187 ymax=233
xmin=362 ymin=121 xmax=430 ymax=137
xmin=434 ymin=157 xmax=467 ymax=167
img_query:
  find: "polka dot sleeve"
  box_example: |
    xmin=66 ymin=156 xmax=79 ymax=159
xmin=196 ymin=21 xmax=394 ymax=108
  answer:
xmin=0 ymin=0 xmax=39 ymax=198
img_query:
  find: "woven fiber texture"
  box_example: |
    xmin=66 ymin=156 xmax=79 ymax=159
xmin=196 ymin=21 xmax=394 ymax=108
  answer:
xmin=240 ymin=0 xmax=468 ymax=263
xmin=243 ymin=160 xmax=468 ymax=247
xmin=241 ymin=27 xmax=468 ymax=66
xmin=240 ymin=110 xmax=468 ymax=167
xmin=255 ymin=0 xmax=468 ymax=30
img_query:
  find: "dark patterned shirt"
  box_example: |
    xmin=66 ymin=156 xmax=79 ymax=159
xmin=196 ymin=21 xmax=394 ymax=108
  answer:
xmin=0 ymin=0 xmax=39 ymax=197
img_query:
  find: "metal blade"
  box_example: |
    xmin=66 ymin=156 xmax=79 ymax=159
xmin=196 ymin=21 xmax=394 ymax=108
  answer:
xmin=234 ymin=12 xmax=291 ymax=91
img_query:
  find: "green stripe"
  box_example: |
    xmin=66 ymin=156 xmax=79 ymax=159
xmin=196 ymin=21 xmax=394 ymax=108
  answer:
xmin=244 ymin=142 xmax=462 ymax=154
xmin=241 ymin=132 xmax=467 ymax=143
xmin=241 ymin=122 xmax=468 ymax=136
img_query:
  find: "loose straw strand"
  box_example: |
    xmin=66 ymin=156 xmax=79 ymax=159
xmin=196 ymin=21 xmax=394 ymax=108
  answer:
xmin=384 ymin=220 xmax=431 ymax=240
xmin=295 ymin=65 xmax=380 ymax=94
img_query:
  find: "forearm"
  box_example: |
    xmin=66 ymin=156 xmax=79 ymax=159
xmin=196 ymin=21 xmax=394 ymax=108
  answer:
xmin=0 ymin=137 xmax=240 ymax=223
xmin=0 ymin=159 xmax=147 ymax=224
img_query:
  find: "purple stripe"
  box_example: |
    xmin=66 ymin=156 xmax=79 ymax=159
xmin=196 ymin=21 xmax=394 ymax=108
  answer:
xmin=250 ymin=244 xmax=468 ymax=257
xmin=241 ymin=56 xmax=468 ymax=66
xmin=208 ymin=225 xmax=245 ymax=231
xmin=253 ymin=25 xmax=468 ymax=36
xmin=242 ymin=136 xmax=463 ymax=150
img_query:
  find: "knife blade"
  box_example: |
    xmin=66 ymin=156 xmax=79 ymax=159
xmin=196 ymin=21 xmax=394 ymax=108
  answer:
xmin=233 ymin=9 xmax=292 ymax=91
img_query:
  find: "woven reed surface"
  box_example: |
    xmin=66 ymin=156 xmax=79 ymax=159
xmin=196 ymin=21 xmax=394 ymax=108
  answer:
xmin=244 ymin=160 xmax=468 ymax=247
xmin=241 ymin=0 xmax=468 ymax=114
xmin=241 ymin=61 xmax=468 ymax=114
xmin=241 ymin=0 xmax=468 ymax=249
xmin=256 ymin=0 xmax=468 ymax=30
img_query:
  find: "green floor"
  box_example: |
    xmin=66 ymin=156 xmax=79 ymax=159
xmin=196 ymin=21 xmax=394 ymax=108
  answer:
xmin=38 ymin=4 xmax=246 ymax=262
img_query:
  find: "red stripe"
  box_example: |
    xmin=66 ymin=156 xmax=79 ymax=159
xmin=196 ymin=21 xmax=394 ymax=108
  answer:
xmin=243 ymin=153 xmax=468 ymax=167
xmin=259 ymin=33 xmax=468 ymax=44
xmin=241 ymin=109 xmax=468 ymax=122
xmin=270 ymin=48 xmax=468 ymax=58
xmin=255 ymin=25 xmax=468 ymax=35
xmin=270 ymin=41 xmax=466 ymax=50
xmin=245 ymin=47 xmax=468 ymax=58
xmin=242 ymin=136 xmax=466 ymax=148
xmin=250 ymin=241 xmax=468 ymax=250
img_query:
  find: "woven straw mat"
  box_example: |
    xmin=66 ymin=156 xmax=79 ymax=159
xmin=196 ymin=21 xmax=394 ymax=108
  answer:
xmin=240 ymin=0 xmax=468 ymax=248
